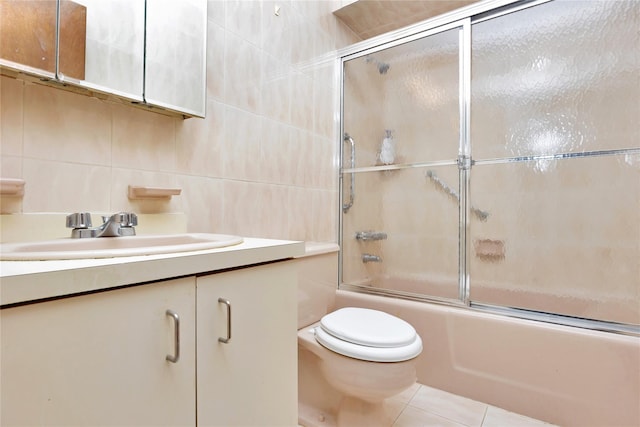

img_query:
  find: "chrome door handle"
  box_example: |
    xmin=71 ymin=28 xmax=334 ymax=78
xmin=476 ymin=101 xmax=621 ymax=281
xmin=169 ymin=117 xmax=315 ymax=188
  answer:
xmin=166 ymin=310 xmax=180 ymax=363
xmin=218 ymin=298 xmax=231 ymax=343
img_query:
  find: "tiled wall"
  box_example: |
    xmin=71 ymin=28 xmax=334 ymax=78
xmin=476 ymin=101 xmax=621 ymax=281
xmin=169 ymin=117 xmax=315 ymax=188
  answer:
xmin=0 ymin=0 xmax=360 ymax=242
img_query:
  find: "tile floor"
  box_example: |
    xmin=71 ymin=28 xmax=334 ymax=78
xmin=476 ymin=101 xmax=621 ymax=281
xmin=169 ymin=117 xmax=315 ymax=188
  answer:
xmin=388 ymin=383 xmax=556 ymax=427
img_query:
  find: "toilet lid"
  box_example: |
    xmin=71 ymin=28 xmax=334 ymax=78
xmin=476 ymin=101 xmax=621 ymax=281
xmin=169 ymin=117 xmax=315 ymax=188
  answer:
xmin=315 ymin=324 xmax=422 ymax=362
xmin=320 ymin=307 xmax=417 ymax=348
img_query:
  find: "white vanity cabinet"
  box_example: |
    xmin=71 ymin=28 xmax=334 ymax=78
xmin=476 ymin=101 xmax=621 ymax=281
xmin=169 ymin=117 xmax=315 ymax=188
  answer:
xmin=196 ymin=261 xmax=298 ymax=426
xmin=0 ymin=277 xmax=197 ymax=427
xmin=0 ymin=258 xmax=299 ymax=426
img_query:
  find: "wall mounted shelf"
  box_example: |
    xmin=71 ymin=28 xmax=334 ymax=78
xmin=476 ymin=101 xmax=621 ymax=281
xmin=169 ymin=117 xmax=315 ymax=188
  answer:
xmin=0 ymin=178 xmax=25 ymax=197
xmin=128 ymin=186 xmax=181 ymax=200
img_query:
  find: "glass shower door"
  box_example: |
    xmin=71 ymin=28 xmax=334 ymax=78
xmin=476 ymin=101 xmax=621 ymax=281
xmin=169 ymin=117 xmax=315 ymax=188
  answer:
xmin=340 ymin=22 xmax=466 ymax=302
xmin=469 ymin=0 xmax=640 ymax=326
xmin=339 ymin=0 xmax=639 ymax=333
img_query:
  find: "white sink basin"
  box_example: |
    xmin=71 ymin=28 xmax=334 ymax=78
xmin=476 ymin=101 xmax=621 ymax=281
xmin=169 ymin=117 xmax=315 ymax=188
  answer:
xmin=0 ymin=233 xmax=244 ymax=260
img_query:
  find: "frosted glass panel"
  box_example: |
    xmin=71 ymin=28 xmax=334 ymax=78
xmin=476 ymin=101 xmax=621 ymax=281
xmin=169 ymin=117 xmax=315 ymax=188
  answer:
xmin=343 ymin=27 xmax=461 ymax=168
xmin=341 ymin=24 xmax=463 ymax=300
xmin=471 ymin=0 xmax=640 ymax=160
xmin=342 ymin=166 xmax=460 ymax=301
xmin=469 ymin=155 xmax=640 ymax=325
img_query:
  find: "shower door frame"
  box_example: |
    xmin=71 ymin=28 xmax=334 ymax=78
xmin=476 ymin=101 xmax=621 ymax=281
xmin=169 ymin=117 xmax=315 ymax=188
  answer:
xmin=337 ymin=0 xmax=640 ymax=336
xmin=338 ymin=17 xmax=470 ymax=307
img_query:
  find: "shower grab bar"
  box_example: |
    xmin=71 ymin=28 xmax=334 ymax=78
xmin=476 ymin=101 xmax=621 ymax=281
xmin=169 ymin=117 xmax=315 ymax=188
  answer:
xmin=425 ymin=170 xmax=489 ymax=221
xmin=343 ymin=133 xmax=355 ymax=213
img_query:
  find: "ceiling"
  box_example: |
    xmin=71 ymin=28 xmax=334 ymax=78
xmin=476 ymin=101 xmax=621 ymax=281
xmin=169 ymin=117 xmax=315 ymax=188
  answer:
xmin=334 ymin=0 xmax=481 ymax=40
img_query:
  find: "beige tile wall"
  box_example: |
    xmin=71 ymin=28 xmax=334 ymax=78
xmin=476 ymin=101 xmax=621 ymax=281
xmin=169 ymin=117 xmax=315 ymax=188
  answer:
xmin=0 ymin=0 xmax=360 ymax=242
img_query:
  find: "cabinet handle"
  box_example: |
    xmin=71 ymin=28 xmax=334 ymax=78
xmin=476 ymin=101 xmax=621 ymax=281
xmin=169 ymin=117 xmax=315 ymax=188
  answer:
xmin=218 ymin=298 xmax=232 ymax=344
xmin=166 ymin=310 xmax=180 ymax=363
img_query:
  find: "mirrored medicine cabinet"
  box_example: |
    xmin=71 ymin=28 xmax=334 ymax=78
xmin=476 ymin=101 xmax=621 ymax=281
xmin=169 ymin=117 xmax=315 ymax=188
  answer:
xmin=0 ymin=0 xmax=206 ymax=118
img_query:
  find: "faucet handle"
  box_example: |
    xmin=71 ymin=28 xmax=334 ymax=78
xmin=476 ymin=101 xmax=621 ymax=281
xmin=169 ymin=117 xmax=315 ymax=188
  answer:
xmin=66 ymin=212 xmax=92 ymax=229
xmin=106 ymin=212 xmax=138 ymax=227
xmin=123 ymin=212 xmax=138 ymax=227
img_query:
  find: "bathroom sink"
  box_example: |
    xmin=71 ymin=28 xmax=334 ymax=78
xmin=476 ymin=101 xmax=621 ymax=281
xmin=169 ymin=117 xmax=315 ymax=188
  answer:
xmin=0 ymin=233 xmax=244 ymax=260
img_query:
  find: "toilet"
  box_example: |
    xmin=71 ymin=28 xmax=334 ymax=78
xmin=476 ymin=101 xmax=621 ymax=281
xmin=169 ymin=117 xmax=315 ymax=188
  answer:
xmin=295 ymin=243 xmax=423 ymax=427
xmin=314 ymin=307 xmax=422 ymax=363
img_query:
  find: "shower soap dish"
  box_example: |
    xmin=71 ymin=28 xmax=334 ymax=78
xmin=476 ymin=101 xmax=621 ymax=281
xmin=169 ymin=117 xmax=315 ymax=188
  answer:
xmin=128 ymin=185 xmax=182 ymax=200
xmin=0 ymin=178 xmax=25 ymax=197
xmin=474 ymin=239 xmax=505 ymax=261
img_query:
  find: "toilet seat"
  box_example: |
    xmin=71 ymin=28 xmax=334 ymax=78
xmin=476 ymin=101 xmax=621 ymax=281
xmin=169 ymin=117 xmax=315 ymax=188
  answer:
xmin=315 ymin=308 xmax=423 ymax=362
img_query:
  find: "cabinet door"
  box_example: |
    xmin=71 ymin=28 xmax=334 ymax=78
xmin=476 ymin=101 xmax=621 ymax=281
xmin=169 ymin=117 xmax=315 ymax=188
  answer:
xmin=145 ymin=0 xmax=207 ymax=117
xmin=197 ymin=262 xmax=298 ymax=426
xmin=1 ymin=277 xmax=196 ymax=427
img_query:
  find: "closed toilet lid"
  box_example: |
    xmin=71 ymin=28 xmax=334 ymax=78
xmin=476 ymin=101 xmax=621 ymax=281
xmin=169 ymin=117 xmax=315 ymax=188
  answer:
xmin=320 ymin=307 xmax=417 ymax=348
xmin=315 ymin=308 xmax=423 ymax=362
xmin=315 ymin=325 xmax=422 ymax=362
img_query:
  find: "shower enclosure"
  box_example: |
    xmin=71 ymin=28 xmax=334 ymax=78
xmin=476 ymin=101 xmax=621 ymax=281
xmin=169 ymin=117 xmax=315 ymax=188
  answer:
xmin=339 ymin=0 xmax=640 ymax=333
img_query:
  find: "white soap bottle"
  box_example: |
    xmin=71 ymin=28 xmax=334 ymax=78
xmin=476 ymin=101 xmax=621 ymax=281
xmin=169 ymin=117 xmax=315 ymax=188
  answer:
xmin=379 ymin=130 xmax=395 ymax=165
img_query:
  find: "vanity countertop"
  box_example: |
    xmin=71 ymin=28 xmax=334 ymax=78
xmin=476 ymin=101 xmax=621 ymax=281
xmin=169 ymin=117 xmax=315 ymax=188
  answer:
xmin=0 ymin=238 xmax=305 ymax=306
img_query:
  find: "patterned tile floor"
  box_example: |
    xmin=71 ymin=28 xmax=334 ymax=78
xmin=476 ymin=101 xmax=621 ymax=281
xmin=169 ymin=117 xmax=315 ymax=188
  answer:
xmin=389 ymin=383 xmax=557 ymax=427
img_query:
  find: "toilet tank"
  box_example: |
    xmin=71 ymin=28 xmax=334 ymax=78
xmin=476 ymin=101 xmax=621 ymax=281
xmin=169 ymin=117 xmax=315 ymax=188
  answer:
xmin=293 ymin=242 xmax=339 ymax=329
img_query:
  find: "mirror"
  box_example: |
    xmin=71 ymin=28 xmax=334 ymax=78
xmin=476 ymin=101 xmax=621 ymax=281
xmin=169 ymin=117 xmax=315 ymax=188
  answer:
xmin=145 ymin=0 xmax=207 ymax=117
xmin=61 ymin=0 xmax=145 ymax=100
xmin=0 ymin=0 xmax=206 ymax=118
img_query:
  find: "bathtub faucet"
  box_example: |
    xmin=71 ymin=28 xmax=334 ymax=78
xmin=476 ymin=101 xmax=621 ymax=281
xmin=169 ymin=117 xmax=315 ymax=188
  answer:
xmin=66 ymin=212 xmax=138 ymax=238
xmin=355 ymin=231 xmax=388 ymax=241
xmin=362 ymin=254 xmax=382 ymax=263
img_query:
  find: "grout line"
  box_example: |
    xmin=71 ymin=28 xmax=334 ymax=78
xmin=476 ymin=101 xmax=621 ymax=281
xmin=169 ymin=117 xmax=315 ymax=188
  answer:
xmin=407 ymin=383 xmax=422 ymax=402
xmin=479 ymin=405 xmax=488 ymax=427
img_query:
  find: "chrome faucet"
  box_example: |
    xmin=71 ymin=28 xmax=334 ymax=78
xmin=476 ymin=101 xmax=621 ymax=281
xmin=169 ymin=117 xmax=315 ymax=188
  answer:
xmin=66 ymin=212 xmax=138 ymax=238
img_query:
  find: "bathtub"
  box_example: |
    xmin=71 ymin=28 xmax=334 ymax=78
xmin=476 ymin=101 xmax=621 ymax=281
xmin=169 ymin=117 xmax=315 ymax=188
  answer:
xmin=333 ymin=288 xmax=640 ymax=427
